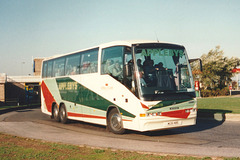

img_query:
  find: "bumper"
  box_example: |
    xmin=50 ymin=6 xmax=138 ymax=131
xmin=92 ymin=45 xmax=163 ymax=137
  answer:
xmin=138 ymin=113 xmax=197 ymax=132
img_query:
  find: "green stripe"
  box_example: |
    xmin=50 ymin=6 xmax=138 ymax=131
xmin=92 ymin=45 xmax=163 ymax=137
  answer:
xmin=56 ymin=77 xmax=135 ymax=118
xmin=149 ymin=99 xmax=193 ymax=110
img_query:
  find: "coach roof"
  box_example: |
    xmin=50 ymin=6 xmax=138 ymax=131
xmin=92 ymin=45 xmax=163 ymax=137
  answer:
xmin=43 ymin=40 xmax=182 ymax=61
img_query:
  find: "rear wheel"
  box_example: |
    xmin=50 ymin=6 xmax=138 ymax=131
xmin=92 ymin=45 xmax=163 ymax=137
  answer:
xmin=59 ymin=104 xmax=68 ymax=124
xmin=53 ymin=104 xmax=60 ymax=122
xmin=107 ymin=108 xmax=125 ymax=134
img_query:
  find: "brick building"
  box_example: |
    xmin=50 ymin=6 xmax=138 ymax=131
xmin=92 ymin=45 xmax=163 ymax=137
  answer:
xmin=0 ymin=73 xmax=6 ymax=105
xmin=34 ymin=58 xmax=44 ymax=76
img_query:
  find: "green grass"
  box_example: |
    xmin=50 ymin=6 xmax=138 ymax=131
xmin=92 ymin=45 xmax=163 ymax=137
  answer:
xmin=0 ymin=103 xmax=40 ymax=111
xmin=197 ymin=97 xmax=240 ymax=114
xmin=1 ymin=97 xmax=239 ymax=114
xmin=0 ymin=105 xmax=26 ymax=110
xmin=0 ymin=133 xmax=238 ymax=160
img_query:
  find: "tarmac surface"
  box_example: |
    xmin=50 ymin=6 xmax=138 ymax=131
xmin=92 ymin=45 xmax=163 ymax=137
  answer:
xmin=0 ymin=107 xmax=240 ymax=158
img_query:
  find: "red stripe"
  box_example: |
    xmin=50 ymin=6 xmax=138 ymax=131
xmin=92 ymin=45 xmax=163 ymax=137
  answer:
xmin=161 ymin=108 xmax=191 ymax=119
xmin=68 ymin=112 xmax=132 ymax=121
xmin=41 ymin=81 xmax=56 ymax=112
xmin=68 ymin=112 xmax=106 ymax=119
xmin=140 ymin=102 xmax=149 ymax=109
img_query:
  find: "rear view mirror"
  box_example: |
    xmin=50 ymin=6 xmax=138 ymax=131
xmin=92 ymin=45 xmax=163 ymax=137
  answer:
xmin=189 ymin=58 xmax=202 ymax=72
xmin=124 ymin=64 xmax=132 ymax=77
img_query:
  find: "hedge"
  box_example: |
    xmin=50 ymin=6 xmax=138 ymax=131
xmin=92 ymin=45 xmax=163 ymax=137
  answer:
xmin=200 ymin=87 xmax=229 ymax=97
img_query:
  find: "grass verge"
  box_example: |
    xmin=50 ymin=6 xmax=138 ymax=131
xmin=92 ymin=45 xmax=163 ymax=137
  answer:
xmin=197 ymin=96 xmax=240 ymax=114
xmin=0 ymin=105 xmax=27 ymax=111
xmin=2 ymin=133 xmax=237 ymax=160
xmin=0 ymin=104 xmax=40 ymax=111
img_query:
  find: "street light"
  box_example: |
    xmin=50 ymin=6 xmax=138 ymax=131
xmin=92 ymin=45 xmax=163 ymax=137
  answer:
xmin=21 ymin=61 xmax=25 ymax=75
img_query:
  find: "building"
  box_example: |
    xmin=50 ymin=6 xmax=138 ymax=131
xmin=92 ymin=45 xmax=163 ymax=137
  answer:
xmin=0 ymin=73 xmax=6 ymax=105
xmin=0 ymin=58 xmax=44 ymax=106
xmin=232 ymin=67 xmax=240 ymax=90
xmin=33 ymin=58 xmax=44 ymax=76
xmin=0 ymin=75 xmax=41 ymax=106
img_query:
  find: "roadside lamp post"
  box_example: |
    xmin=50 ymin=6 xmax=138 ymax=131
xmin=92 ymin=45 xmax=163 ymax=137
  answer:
xmin=21 ymin=61 xmax=25 ymax=75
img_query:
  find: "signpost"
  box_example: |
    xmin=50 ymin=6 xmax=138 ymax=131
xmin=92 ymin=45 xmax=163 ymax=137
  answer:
xmin=195 ymin=81 xmax=199 ymax=91
xmin=195 ymin=81 xmax=200 ymax=97
xmin=229 ymin=85 xmax=232 ymax=96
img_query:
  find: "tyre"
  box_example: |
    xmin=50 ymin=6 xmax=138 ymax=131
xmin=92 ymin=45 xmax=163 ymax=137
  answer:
xmin=107 ymin=108 xmax=125 ymax=134
xmin=59 ymin=104 xmax=68 ymax=124
xmin=53 ymin=104 xmax=60 ymax=122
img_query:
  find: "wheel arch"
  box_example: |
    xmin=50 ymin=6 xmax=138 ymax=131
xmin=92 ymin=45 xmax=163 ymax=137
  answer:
xmin=106 ymin=105 xmax=125 ymax=134
xmin=51 ymin=102 xmax=57 ymax=118
xmin=59 ymin=102 xmax=67 ymax=115
xmin=59 ymin=102 xmax=66 ymax=108
xmin=106 ymin=105 xmax=120 ymax=120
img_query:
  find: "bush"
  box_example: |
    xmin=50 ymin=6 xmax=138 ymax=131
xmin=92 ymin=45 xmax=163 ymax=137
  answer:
xmin=200 ymin=89 xmax=211 ymax=97
xmin=219 ymin=87 xmax=229 ymax=96
xmin=200 ymin=87 xmax=229 ymax=97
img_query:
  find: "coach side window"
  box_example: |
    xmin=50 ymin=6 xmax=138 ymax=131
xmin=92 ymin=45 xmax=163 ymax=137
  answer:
xmin=47 ymin=61 xmax=53 ymax=77
xmin=53 ymin=58 xmax=65 ymax=77
xmin=42 ymin=62 xmax=47 ymax=78
xmin=101 ymin=46 xmax=124 ymax=81
xmin=65 ymin=54 xmax=80 ymax=75
xmin=80 ymin=48 xmax=98 ymax=74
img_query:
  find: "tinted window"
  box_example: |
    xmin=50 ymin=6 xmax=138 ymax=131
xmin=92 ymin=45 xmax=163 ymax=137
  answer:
xmin=101 ymin=46 xmax=124 ymax=80
xmin=80 ymin=48 xmax=98 ymax=74
xmin=47 ymin=61 xmax=53 ymax=77
xmin=53 ymin=58 xmax=65 ymax=77
xmin=65 ymin=54 xmax=80 ymax=75
xmin=42 ymin=61 xmax=47 ymax=78
xmin=134 ymin=44 xmax=193 ymax=100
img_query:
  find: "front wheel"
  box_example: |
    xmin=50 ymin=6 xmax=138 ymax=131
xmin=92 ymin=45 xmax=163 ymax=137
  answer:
xmin=107 ymin=108 xmax=125 ymax=134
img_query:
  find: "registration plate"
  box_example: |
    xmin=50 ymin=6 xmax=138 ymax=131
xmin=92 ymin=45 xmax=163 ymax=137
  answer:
xmin=164 ymin=121 xmax=182 ymax=126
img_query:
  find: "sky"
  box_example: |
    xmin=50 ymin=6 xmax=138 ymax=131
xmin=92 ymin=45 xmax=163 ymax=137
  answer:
xmin=0 ymin=0 xmax=240 ymax=76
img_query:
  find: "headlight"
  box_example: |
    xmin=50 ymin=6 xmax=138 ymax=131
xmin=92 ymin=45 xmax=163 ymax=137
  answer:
xmin=185 ymin=108 xmax=196 ymax=113
xmin=146 ymin=112 xmax=162 ymax=117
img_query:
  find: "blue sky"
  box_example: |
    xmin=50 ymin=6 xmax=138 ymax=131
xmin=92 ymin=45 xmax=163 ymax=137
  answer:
xmin=0 ymin=0 xmax=240 ymax=76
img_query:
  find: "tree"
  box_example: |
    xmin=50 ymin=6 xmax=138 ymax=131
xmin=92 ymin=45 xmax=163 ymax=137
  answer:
xmin=192 ymin=46 xmax=240 ymax=89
